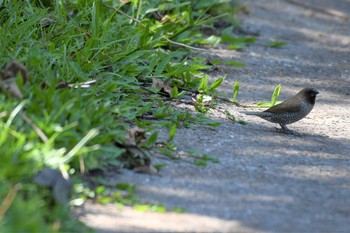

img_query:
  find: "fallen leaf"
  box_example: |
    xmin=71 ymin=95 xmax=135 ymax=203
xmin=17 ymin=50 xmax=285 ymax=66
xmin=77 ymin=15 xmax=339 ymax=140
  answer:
xmin=151 ymin=78 xmax=164 ymax=89
xmin=240 ymin=5 xmax=251 ymax=14
xmin=133 ymin=165 xmax=158 ymax=175
xmin=0 ymin=61 xmax=29 ymax=99
xmin=163 ymin=83 xmax=172 ymax=96
xmin=0 ymin=80 xmax=23 ymax=99
xmin=151 ymin=78 xmax=172 ymax=96
xmin=1 ymin=61 xmax=28 ymax=83
xmin=125 ymin=127 xmax=145 ymax=146
xmin=114 ymin=141 xmax=151 ymax=169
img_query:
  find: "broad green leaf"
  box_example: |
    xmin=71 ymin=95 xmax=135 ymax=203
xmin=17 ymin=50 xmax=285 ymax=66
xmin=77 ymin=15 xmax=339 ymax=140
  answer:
xmin=134 ymin=204 xmax=167 ymax=213
xmin=147 ymin=131 xmax=158 ymax=146
xmin=201 ymin=155 xmax=219 ymax=163
xmin=168 ymin=124 xmax=177 ymax=141
xmin=177 ymin=91 xmax=186 ymax=98
xmin=201 ymin=35 xmax=221 ymax=46
xmin=271 ymin=84 xmax=281 ymax=106
xmin=134 ymin=204 xmax=151 ymax=212
xmin=222 ymin=35 xmax=256 ymax=44
xmin=173 ymin=207 xmax=186 ymax=213
xmin=267 ymin=41 xmax=288 ymax=48
xmin=225 ymin=110 xmax=235 ymax=122
xmin=193 ymin=159 xmax=207 ymax=166
xmin=98 ymin=196 xmax=114 ymax=205
xmin=198 ymin=75 xmax=209 ymax=93
xmin=224 ymin=36 xmax=256 ymax=50
xmin=154 ymin=52 xmax=178 ymax=76
xmin=257 ymin=101 xmax=274 ymax=107
xmin=228 ymin=43 xmax=246 ymax=50
xmin=237 ymin=120 xmax=248 ymax=125
xmin=115 ymin=183 xmax=133 ymax=190
xmin=257 ymin=84 xmax=281 ymax=107
xmin=194 ymin=114 xmax=220 ymax=126
xmin=158 ymin=147 xmax=177 ymax=158
xmin=153 ymin=163 xmax=167 ymax=170
xmin=146 ymin=87 xmax=161 ymax=93
xmin=208 ymin=76 xmax=225 ymax=92
xmin=95 ymin=186 xmax=105 ymax=194
xmin=210 ymin=59 xmax=222 ymax=65
xmin=170 ymin=86 xmax=179 ymax=98
xmin=225 ymin=61 xmax=245 ymax=67
xmin=138 ymin=25 xmax=150 ymax=47
xmin=232 ymin=80 xmax=239 ymax=102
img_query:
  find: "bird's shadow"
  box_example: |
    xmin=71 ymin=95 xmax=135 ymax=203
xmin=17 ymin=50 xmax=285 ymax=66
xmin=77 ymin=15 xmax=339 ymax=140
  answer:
xmin=247 ymin=122 xmax=330 ymax=139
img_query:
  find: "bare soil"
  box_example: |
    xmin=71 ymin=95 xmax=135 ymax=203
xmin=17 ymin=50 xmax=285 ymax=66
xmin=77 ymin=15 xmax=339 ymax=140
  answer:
xmin=75 ymin=0 xmax=350 ymax=232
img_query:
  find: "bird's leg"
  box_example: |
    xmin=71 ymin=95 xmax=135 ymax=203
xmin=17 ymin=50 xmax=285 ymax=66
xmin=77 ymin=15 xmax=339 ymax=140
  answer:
xmin=280 ymin=124 xmax=293 ymax=134
xmin=279 ymin=124 xmax=300 ymax=135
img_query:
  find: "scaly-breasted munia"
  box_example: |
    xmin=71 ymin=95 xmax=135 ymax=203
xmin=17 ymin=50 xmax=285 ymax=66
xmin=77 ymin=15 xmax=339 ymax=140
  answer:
xmin=241 ymin=88 xmax=319 ymax=132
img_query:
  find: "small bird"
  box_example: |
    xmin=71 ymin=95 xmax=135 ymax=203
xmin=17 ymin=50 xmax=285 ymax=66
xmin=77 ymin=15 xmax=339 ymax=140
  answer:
xmin=241 ymin=88 xmax=319 ymax=133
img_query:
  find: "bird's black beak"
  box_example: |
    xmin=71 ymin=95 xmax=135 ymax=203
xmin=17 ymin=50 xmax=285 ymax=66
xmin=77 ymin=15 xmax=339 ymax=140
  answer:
xmin=312 ymin=89 xmax=319 ymax=96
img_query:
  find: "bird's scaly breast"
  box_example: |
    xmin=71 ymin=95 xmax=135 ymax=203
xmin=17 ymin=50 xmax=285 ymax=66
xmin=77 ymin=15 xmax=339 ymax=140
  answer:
xmin=269 ymin=101 xmax=313 ymax=124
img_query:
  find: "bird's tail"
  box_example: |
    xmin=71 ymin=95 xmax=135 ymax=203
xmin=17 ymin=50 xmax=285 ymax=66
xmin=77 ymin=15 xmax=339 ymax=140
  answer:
xmin=240 ymin=111 xmax=271 ymax=117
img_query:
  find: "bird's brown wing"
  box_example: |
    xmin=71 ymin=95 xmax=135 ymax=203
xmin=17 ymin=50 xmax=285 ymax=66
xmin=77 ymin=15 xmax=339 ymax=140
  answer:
xmin=264 ymin=97 xmax=301 ymax=114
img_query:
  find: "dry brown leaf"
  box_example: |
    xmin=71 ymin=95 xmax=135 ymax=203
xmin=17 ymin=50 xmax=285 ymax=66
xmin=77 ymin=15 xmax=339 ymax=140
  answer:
xmin=125 ymin=127 xmax=146 ymax=146
xmin=0 ymin=61 xmax=29 ymax=99
xmin=133 ymin=165 xmax=158 ymax=175
xmin=151 ymin=78 xmax=165 ymax=89
xmin=1 ymin=61 xmax=28 ymax=83
xmin=240 ymin=5 xmax=251 ymax=14
xmin=163 ymin=83 xmax=172 ymax=96
xmin=151 ymin=78 xmax=172 ymax=96
xmin=0 ymin=184 xmax=18 ymax=220
xmin=0 ymin=81 xmax=23 ymax=99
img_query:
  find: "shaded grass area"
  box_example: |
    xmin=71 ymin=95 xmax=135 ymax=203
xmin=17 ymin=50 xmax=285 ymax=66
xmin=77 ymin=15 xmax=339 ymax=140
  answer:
xmin=0 ymin=0 xmax=250 ymax=231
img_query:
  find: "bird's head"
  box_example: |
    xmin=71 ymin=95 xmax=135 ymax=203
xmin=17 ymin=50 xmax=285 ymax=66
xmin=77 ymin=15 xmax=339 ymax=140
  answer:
xmin=299 ymin=88 xmax=319 ymax=104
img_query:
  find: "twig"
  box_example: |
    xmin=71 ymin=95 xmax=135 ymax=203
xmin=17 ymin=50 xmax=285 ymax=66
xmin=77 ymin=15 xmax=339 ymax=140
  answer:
xmin=102 ymin=4 xmax=207 ymax=51
xmin=20 ymin=113 xmax=48 ymax=142
xmin=163 ymin=37 xmax=207 ymax=51
xmin=79 ymin=154 xmax=85 ymax=175
xmin=215 ymin=96 xmax=241 ymax=106
xmin=175 ymin=99 xmax=195 ymax=105
xmin=215 ymin=96 xmax=270 ymax=108
xmin=0 ymin=185 xmax=18 ymax=220
xmin=285 ymin=0 xmax=349 ymax=20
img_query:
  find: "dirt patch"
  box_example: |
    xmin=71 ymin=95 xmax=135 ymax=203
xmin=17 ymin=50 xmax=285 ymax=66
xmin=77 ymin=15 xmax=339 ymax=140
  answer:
xmin=76 ymin=1 xmax=350 ymax=232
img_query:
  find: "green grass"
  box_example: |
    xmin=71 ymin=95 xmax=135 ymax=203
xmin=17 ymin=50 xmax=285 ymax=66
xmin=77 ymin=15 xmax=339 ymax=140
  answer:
xmin=0 ymin=0 xmax=246 ymax=231
xmin=257 ymin=84 xmax=282 ymax=107
xmin=266 ymin=40 xmax=288 ymax=48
